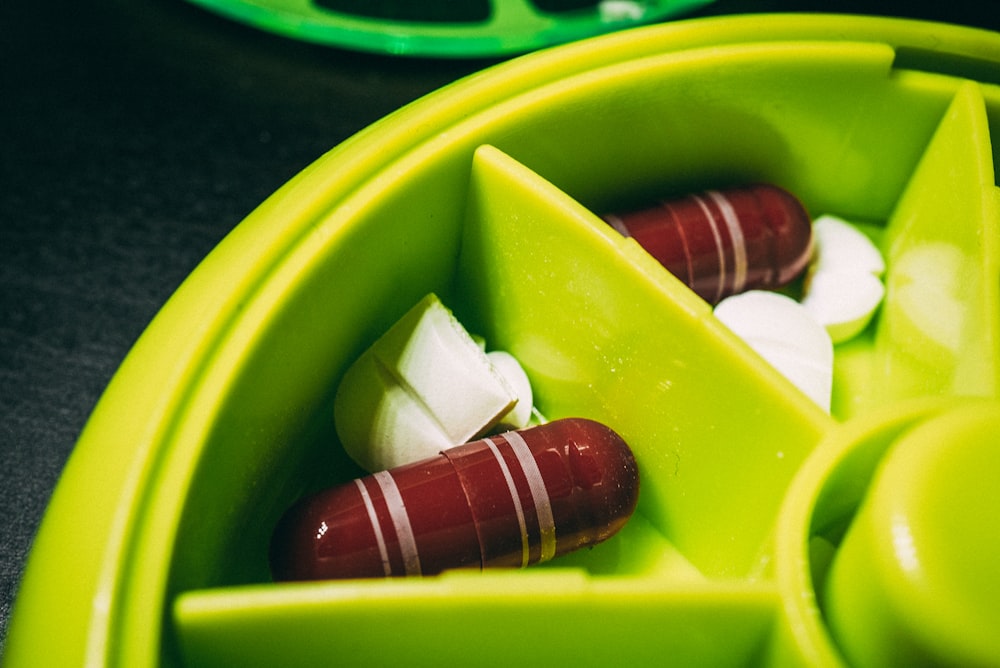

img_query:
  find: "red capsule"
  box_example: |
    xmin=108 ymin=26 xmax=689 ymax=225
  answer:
xmin=270 ymin=418 xmax=639 ymax=581
xmin=602 ymin=184 xmax=813 ymax=304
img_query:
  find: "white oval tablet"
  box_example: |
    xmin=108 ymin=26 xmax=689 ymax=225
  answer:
xmin=715 ymin=290 xmax=833 ymax=411
xmin=811 ymin=215 xmax=885 ymax=276
xmin=335 ymin=294 xmax=518 ymax=471
xmin=803 ymin=214 xmax=887 ymax=344
xmin=487 ymin=350 xmax=534 ymax=429
xmin=802 ymin=269 xmax=886 ymax=344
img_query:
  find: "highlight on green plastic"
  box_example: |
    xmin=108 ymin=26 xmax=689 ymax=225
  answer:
xmin=6 ymin=13 xmax=1000 ymax=668
xmin=182 ymin=0 xmax=716 ymax=57
xmin=824 ymin=403 xmax=1000 ymax=667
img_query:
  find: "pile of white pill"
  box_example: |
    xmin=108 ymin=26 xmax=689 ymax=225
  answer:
xmin=334 ymin=293 xmax=537 ymax=472
xmin=335 ymin=215 xmax=885 ymax=471
xmin=714 ymin=215 xmax=886 ymax=412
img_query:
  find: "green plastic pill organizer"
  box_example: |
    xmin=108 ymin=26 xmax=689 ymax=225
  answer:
xmin=6 ymin=13 xmax=1000 ymax=668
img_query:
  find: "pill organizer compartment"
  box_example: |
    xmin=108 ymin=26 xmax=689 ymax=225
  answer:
xmin=5 ymin=15 xmax=1000 ymax=668
xmin=169 ymin=43 xmax=1000 ymax=667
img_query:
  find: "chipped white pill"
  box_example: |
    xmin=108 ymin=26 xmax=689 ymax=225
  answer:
xmin=802 ymin=270 xmax=886 ymax=344
xmin=802 ymin=215 xmax=886 ymax=343
xmin=810 ymin=215 xmax=885 ymax=276
xmin=715 ymin=290 xmax=834 ymax=411
xmin=486 ymin=350 xmax=533 ymax=429
xmin=334 ymin=294 xmax=518 ymax=472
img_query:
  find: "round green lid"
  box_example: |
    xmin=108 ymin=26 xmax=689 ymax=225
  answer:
xmin=825 ymin=404 xmax=1000 ymax=666
xmin=182 ymin=0 xmax=716 ymax=57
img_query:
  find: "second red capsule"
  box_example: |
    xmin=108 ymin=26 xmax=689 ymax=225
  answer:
xmin=602 ymin=184 xmax=813 ymax=304
xmin=270 ymin=418 xmax=639 ymax=581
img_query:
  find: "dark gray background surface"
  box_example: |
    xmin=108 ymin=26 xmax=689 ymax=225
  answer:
xmin=2 ymin=0 xmax=996 ymax=653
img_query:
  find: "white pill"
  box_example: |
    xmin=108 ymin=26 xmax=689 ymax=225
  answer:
xmin=715 ymin=290 xmax=833 ymax=411
xmin=810 ymin=215 xmax=885 ymax=276
xmin=802 ymin=269 xmax=886 ymax=344
xmin=334 ymin=294 xmax=517 ymax=471
xmin=346 ymin=374 xmax=456 ymax=471
xmin=487 ymin=350 xmax=534 ymax=429
xmin=802 ymin=215 xmax=887 ymax=344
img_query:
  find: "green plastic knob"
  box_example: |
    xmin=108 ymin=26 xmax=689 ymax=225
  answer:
xmin=824 ymin=403 xmax=1000 ymax=666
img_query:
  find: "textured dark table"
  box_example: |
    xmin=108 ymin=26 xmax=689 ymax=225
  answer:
xmin=1 ymin=0 xmax=996 ymax=654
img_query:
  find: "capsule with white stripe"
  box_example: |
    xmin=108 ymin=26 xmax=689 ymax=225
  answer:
xmin=269 ymin=418 xmax=639 ymax=581
xmin=602 ymin=184 xmax=813 ymax=304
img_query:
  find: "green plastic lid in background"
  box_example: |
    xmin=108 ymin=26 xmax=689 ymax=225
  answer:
xmin=182 ymin=0 xmax=717 ymax=57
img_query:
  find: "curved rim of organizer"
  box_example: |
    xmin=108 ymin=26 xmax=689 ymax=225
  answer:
xmin=772 ymin=397 xmax=975 ymax=665
xmin=182 ymin=0 xmax=717 ymax=58
xmin=7 ymin=13 xmax=1000 ymax=667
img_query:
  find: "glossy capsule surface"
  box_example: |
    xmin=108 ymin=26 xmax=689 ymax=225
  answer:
xmin=270 ymin=418 xmax=639 ymax=581
xmin=602 ymin=184 xmax=813 ymax=304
